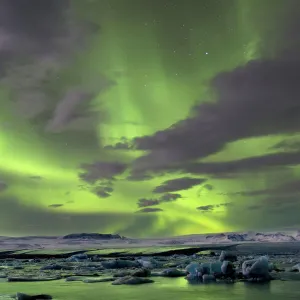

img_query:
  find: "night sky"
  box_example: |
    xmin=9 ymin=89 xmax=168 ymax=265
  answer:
xmin=0 ymin=0 xmax=300 ymax=237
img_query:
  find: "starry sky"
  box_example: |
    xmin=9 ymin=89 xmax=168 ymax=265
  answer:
xmin=0 ymin=0 xmax=300 ymax=237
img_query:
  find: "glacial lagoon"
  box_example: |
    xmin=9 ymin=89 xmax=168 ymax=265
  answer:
xmin=1 ymin=277 xmax=300 ymax=300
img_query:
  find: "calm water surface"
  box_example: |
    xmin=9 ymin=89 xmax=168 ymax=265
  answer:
xmin=1 ymin=278 xmax=300 ymax=300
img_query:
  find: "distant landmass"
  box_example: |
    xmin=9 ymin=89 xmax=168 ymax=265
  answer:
xmin=1 ymin=230 xmax=300 ymax=244
xmin=62 ymin=233 xmax=124 ymax=240
xmin=58 ymin=230 xmax=300 ymax=243
xmin=204 ymin=231 xmax=300 ymax=243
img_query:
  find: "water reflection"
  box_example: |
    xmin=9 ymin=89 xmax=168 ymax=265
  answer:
xmin=0 ymin=278 xmax=299 ymax=300
xmin=243 ymin=282 xmax=272 ymax=300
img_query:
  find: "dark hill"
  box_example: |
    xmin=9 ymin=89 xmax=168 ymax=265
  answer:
xmin=62 ymin=233 xmax=123 ymax=240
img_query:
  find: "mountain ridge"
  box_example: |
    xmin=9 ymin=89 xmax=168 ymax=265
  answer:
xmin=1 ymin=230 xmax=300 ymax=243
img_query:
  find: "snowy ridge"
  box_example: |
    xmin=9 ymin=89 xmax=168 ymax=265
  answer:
xmin=203 ymin=231 xmax=300 ymax=243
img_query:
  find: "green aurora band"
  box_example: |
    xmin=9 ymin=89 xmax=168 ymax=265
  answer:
xmin=0 ymin=0 xmax=297 ymax=237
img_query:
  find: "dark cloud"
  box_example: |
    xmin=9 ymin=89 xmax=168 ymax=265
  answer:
xmin=136 ymin=208 xmax=164 ymax=213
xmin=137 ymin=198 xmax=160 ymax=208
xmin=93 ymin=186 xmax=114 ymax=198
xmin=79 ymin=165 xmax=120 ymax=198
xmin=197 ymin=202 xmax=233 ymax=212
xmin=130 ymin=1 xmax=300 ymax=176
xmin=0 ymin=0 xmax=70 ymax=54
xmin=94 ymin=190 xmax=110 ymax=198
xmin=48 ymin=204 xmax=64 ymax=208
xmin=0 ymin=0 xmax=108 ymax=134
xmin=153 ymin=177 xmax=206 ymax=193
xmin=45 ymin=76 xmax=114 ymax=133
xmin=126 ymin=173 xmax=154 ymax=181
xmin=79 ymin=161 xmax=127 ymax=183
xmin=197 ymin=205 xmax=214 ymax=212
xmin=132 ymin=55 xmax=300 ymax=174
xmin=211 ymin=173 xmax=239 ymax=179
xmin=220 ymin=202 xmax=234 ymax=207
xmin=104 ymin=141 xmax=134 ymax=151
xmin=183 ymin=152 xmax=300 ymax=177
xmin=197 ymin=183 xmax=214 ymax=197
xmin=137 ymin=193 xmax=181 ymax=208
xmin=45 ymin=89 xmax=97 ymax=133
xmin=159 ymin=193 xmax=181 ymax=202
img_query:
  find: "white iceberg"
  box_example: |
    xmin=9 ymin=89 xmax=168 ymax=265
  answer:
xmin=242 ymin=256 xmax=270 ymax=280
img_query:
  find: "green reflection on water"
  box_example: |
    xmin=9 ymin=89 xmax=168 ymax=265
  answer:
xmin=0 ymin=278 xmax=300 ymax=300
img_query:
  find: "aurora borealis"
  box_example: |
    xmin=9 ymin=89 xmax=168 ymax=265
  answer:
xmin=0 ymin=0 xmax=300 ymax=237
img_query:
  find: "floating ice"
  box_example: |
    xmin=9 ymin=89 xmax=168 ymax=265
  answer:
xmin=185 ymin=262 xmax=202 ymax=277
xmin=290 ymin=263 xmax=300 ymax=272
xmin=219 ymin=251 xmax=237 ymax=262
xmin=242 ymin=256 xmax=270 ymax=280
